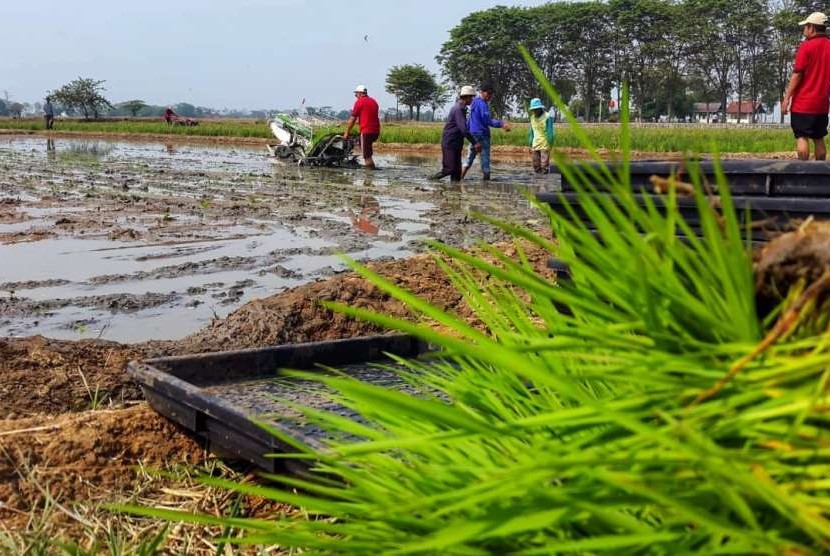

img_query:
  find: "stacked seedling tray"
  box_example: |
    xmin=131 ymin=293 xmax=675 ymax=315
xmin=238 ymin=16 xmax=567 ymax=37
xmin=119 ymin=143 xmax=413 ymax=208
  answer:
xmin=128 ymin=335 xmax=428 ymax=473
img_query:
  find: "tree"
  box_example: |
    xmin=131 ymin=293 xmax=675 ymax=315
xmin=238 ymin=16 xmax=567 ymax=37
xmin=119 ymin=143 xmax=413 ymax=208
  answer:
xmin=0 ymin=100 xmax=7 ymax=117
xmin=385 ymin=64 xmax=439 ymax=120
xmin=438 ymin=6 xmax=535 ymax=115
xmin=51 ymin=77 xmax=113 ymax=119
xmin=174 ymin=103 xmax=196 ymax=117
xmin=428 ymin=84 xmax=453 ymax=120
xmin=120 ymin=100 xmax=147 ymax=117
xmin=8 ymin=102 xmax=24 ymax=118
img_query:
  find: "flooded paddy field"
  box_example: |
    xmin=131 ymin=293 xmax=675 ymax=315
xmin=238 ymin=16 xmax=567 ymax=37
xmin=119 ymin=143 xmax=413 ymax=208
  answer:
xmin=0 ymin=136 xmax=554 ymax=342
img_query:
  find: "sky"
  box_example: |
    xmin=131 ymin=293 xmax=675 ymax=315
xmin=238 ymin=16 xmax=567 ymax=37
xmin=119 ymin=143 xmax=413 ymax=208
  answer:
xmin=3 ymin=0 xmax=547 ymax=112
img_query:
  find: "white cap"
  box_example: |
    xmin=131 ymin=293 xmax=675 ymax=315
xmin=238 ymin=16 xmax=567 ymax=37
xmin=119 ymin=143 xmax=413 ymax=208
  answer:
xmin=799 ymin=11 xmax=827 ymax=25
xmin=459 ymin=85 xmax=476 ymax=97
xmin=354 ymin=84 xmax=368 ymax=93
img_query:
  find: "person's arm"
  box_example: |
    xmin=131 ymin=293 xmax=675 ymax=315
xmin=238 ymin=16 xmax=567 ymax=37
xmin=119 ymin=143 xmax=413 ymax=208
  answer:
xmin=343 ymin=115 xmax=357 ymax=138
xmin=343 ymin=101 xmax=359 ymax=138
xmin=783 ymin=45 xmax=808 ymax=116
xmin=455 ymin=106 xmax=480 ymax=150
xmin=527 ymin=123 xmax=533 ymax=149
xmin=781 ymin=72 xmax=803 ymax=116
xmin=546 ymin=113 xmax=555 ymax=144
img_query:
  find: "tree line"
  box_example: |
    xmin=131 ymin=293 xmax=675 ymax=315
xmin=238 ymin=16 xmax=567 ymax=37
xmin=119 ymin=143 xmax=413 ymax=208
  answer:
xmin=437 ymin=0 xmax=820 ymax=122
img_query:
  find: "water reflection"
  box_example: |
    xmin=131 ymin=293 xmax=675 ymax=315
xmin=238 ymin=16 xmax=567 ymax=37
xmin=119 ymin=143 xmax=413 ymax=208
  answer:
xmin=46 ymin=138 xmax=56 ymax=162
xmin=349 ymin=195 xmax=380 ymax=235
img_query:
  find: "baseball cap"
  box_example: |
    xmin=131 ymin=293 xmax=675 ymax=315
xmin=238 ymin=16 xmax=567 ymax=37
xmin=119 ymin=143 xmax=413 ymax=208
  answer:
xmin=459 ymin=85 xmax=476 ymax=97
xmin=799 ymin=12 xmax=827 ymax=25
xmin=354 ymin=84 xmax=368 ymax=93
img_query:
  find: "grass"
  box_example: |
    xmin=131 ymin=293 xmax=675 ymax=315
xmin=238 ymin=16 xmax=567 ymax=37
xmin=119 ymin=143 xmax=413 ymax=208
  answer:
xmin=0 ymin=117 xmax=798 ymax=153
xmin=116 ymin=55 xmax=830 ymax=552
xmin=0 ymin=456 xmax=289 ymax=555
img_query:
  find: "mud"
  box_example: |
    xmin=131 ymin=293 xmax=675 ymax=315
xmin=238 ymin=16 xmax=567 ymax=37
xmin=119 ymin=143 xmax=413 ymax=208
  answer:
xmin=0 ymin=135 xmax=550 ymax=343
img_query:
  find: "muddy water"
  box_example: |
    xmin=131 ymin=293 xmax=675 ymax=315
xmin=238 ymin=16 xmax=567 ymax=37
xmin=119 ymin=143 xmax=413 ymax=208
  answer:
xmin=0 ymin=136 xmax=556 ymax=342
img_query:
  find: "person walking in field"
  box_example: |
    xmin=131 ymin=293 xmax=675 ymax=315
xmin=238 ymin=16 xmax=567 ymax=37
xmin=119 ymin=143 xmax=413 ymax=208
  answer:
xmin=460 ymin=81 xmax=511 ymax=181
xmin=343 ymin=85 xmax=380 ymax=170
xmin=430 ymin=86 xmax=481 ymax=182
xmin=43 ymin=97 xmax=55 ymax=130
xmin=527 ymin=98 xmax=554 ymax=174
xmin=781 ymin=12 xmax=830 ymax=160
xmin=164 ymin=106 xmax=177 ymax=125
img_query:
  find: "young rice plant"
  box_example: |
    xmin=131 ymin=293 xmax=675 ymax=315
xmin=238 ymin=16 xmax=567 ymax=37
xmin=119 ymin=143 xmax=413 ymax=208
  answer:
xmin=118 ymin=53 xmax=830 ymax=554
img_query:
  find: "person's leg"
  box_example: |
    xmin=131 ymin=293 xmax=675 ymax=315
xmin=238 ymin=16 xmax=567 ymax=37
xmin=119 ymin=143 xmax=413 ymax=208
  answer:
xmin=797 ymin=138 xmax=810 ymax=160
xmin=814 ymin=138 xmax=827 ymax=160
xmin=450 ymin=144 xmax=463 ymax=182
xmin=361 ymin=134 xmax=377 ymax=169
xmin=541 ymin=149 xmax=550 ymax=173
xmin=532 ymin=150 xmax=541 ymax=173
xmin=480 ymin=136 xmax=491 ymax=180
xmin=432 ymin=141 xmax=454 ymax=179
xmin=462 ymin=133 xmax=483 ymax=178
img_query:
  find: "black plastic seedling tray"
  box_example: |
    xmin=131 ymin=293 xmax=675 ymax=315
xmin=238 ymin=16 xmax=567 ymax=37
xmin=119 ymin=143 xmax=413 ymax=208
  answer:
xmin=128 ymin=335 xmax=428 ymax=473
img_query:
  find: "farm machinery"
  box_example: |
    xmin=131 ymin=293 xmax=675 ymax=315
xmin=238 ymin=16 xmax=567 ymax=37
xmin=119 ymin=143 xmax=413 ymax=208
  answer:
xmin=266 ymin=114 xmax=359 ymax=167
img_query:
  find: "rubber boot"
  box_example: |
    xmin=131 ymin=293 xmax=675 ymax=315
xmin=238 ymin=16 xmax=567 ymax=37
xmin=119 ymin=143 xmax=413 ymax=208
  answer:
xmin=460 ymin=165 xmax=470 ymax=180
xmin=482 ymin=172 xmax=491 ymax=181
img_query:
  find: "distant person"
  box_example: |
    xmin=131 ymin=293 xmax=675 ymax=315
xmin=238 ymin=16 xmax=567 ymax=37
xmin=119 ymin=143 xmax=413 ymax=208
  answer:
xmin=460 ymin=81 xmax=511 ymax=181
xmin=164 ymin=106 xmax=177 ymax=125
xmin=43 ymin=97 xmax=54 ymax=130
xmin=527 ymin=98 xmax=555 ymax=174
xmin=343 ymin=85 xmax=380 ymax=170
xmin=781 ymin=12 xmax=830 ymax=160
xmin=429 ymin=86 xmax=481 ymax=182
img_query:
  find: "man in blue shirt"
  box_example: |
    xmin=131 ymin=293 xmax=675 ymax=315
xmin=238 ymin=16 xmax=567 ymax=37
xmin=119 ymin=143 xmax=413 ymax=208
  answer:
xmin=461 ymin=82 xmax=511 ymax=181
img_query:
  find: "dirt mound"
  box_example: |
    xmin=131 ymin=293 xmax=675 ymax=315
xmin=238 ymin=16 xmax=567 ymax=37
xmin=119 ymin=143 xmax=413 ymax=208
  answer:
xmin=165 ymin=243 xmax=552 ymax=354
xmin=0 ymin=336 xmax=142 ymax=418
xmin=0 ymin=405 xmax=204 ymax=525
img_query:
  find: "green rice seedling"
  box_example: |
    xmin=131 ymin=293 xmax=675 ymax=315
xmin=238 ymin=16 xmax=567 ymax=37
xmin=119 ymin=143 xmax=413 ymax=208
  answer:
xmin=117 ymin=55 xmax=830 ymax=553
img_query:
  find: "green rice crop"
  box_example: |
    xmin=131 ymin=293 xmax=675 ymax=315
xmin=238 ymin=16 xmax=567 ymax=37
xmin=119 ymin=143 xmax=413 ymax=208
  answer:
xmin=117 ymin=52 xmax=830 ymax=553
xmin=1 ymin=117 xmax=798 ymax=153
xmin=0 ymin=118 xmax=272 ymax=138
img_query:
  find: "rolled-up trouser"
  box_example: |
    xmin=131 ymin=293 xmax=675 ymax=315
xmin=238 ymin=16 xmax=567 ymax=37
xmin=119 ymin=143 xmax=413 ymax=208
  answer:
xmin=465 ymin=133 xmax=490 ymax=173
xmin=532 ymin=149 xmax=550 ymax=173
xmin=441 ymin=139 xmax=464 ymax=181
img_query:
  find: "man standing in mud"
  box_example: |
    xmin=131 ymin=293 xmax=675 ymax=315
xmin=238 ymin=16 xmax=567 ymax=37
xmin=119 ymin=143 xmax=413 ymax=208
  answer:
xmin=782 ymin=12 xmax=830 ymax=160
xmin=461 ymin=81 xmax=511 ymax=181
xmin=430 ymin=86 xmax=481 ymax=182
xmin=343 ymin=85 xmax=380 ymax=170
xmin=43 ymin=97 xmax=54 ymax=130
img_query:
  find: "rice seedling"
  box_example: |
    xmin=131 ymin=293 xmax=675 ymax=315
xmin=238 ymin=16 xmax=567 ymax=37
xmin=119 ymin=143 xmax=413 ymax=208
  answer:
xmin=116 ymin=55 xmax=830 ymax=553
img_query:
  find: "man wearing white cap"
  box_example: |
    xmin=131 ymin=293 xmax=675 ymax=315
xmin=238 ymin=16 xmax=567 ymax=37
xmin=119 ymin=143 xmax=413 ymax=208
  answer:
xmin=430 ymin=86 xmax=481 ymax=182
xmin=343 ymin=85 xmax=380 ymax=169
xmin=782 ymin=12 xmax=830 ymax=160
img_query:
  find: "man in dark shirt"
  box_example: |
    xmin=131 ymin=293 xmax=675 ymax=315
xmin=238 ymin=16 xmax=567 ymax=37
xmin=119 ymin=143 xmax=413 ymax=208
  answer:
xmin=782 ymin=12 xmax=830 ymax=160
xmin=430 ymin=86 xmax=481 ymax=182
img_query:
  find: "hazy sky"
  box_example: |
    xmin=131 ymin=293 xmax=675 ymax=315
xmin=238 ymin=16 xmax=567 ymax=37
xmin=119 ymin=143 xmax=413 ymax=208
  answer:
xmin=3 ymin=0 xmax=547 ymax=112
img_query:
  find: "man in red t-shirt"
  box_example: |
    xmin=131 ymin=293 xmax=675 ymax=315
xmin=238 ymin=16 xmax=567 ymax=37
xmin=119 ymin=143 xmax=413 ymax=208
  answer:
xmin=343 ymin=85 xmax=381 ymax=169
xmin=782 ymin=12 xmax=830 ymax=160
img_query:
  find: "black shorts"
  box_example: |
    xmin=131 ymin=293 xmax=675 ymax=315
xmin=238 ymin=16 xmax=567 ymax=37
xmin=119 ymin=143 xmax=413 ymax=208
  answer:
xmin=791 ymin=112 xmax=829 ymax=139
xmin=360 ymin=133 xmax=379 ymax=158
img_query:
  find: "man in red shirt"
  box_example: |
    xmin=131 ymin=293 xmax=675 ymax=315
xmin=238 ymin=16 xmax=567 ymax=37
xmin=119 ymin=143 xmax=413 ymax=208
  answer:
xmin=343 ymin=85 xmax=381 ymax=170
xmin=782 ymin=12 xmax=830 ymax=160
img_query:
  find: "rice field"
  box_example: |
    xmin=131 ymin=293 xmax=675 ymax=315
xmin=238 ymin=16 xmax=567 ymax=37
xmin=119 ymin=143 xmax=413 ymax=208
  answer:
xmin=0 ymin=117 xmax=797 ymax=152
